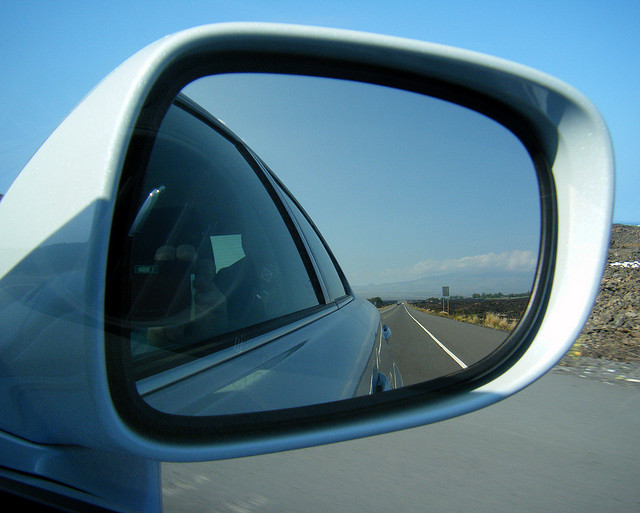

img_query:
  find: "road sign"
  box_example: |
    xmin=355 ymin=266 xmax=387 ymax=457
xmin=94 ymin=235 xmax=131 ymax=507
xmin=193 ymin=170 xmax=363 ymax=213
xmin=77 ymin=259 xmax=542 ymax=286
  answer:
xmin=442 ymin=286 xmax=450 ymax=297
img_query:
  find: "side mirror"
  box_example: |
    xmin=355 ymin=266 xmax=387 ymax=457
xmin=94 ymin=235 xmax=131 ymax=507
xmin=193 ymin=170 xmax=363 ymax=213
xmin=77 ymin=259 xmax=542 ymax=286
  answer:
xmin=0 ymin=21 xmax=613 ymax=470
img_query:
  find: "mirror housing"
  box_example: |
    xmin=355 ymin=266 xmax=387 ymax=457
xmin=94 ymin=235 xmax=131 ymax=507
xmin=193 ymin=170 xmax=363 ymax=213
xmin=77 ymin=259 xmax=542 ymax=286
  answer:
xmin=0 ymin=23 xmax=613 ymax=462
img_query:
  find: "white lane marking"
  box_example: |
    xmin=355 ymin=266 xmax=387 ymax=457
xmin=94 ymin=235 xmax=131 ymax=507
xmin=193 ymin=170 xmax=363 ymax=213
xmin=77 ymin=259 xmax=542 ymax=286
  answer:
xmin=403 ymin=305 xmax=468 ymax=369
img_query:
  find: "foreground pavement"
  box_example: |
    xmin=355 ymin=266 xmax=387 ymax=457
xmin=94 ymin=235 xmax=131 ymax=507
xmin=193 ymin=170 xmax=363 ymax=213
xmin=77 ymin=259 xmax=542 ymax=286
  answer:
xmin=163 ymin=372 xmax=640 ymax=512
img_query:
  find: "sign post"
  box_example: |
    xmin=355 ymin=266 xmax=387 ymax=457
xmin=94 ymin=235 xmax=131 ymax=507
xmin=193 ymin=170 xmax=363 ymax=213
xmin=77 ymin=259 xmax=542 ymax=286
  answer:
xmin=442 ymin=286 xmax=450 ymax=314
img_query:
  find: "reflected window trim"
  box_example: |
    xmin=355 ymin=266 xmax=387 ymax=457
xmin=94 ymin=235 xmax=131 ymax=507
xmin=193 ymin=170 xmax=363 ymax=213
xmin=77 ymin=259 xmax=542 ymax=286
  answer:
xmin=131 ymin=303 xmax=338 ymax=381
xmin=282 ymin=191 xmax=350 ymax=303
xmin=273 ymin=196 xmax=333 ymax=304
xmin=251 ymin=151 xmax=352 ymax=305
xmin=136 ymin=303 xmax=340 ymax=396
xmin=335 ymin=295 xmax=354 ymax=309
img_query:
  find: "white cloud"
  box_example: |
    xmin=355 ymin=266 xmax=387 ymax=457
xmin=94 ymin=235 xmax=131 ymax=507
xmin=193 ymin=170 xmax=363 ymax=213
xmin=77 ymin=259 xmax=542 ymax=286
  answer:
xmin=354 ymin=250 xmax=537 ymax=285
xmin=412 ymin=250 xmax=537 ymax=274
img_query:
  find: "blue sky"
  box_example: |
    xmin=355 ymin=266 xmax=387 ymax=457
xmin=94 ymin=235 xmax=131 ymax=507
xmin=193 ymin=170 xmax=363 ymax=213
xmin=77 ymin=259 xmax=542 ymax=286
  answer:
xmin=1 ymin=1 xmax=637 ymax=291
xmin=184 ymin=74 xmax=539 ymax=289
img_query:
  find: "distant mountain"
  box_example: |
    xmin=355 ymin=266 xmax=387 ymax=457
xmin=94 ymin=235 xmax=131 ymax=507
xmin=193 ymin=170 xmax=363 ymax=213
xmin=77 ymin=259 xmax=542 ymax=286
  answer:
xmin=351 ymin=269 xmax=534 ymax=300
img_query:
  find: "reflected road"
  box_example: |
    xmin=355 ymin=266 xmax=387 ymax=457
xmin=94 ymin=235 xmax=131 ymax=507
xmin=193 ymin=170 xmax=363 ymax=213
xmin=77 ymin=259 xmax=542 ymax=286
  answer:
xmin=381 ymin=303 xmax=508 ymax=385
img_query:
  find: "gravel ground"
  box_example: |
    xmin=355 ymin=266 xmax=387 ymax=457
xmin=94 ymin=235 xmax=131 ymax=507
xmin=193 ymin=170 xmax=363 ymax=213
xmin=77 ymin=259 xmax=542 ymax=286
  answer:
xmin=553 ymin=355 xmax=640 ymax=389
xmin=577 ymin=224 xmax=640 ymax=362
xmin=550 ymin=224 xmax=640 ymax=389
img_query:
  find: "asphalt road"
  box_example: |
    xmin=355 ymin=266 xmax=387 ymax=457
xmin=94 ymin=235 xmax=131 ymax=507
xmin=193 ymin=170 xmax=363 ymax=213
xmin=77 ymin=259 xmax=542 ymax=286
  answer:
xmin=163 ymin=372 xmax=640 ymax=512
xmin=380 ymin=303 xmax=508 ymax=385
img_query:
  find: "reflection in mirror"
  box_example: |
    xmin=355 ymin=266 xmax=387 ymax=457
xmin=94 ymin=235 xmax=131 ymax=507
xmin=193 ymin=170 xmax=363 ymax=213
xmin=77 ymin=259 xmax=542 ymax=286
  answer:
xmin=123 ymin=74 xmax=540 ymax=416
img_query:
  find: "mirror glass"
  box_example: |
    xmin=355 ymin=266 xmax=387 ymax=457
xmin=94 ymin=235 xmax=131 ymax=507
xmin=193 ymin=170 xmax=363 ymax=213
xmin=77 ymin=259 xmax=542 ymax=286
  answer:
xmin=125 ymin=73 xmax=540 ymax=415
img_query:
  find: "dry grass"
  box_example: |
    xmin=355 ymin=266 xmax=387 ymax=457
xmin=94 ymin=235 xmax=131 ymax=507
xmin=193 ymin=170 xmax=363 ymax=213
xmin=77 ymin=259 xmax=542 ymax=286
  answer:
xmin=483 ymin=312 xmax=517 ymax=331
xmin=412 ymin=306 xmax=516 ymax=332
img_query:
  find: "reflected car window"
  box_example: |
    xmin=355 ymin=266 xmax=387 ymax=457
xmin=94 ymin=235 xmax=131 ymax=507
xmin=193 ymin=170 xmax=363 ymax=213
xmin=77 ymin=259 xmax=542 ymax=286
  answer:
xmin=123 ymin=98 xmax=322 ymax=377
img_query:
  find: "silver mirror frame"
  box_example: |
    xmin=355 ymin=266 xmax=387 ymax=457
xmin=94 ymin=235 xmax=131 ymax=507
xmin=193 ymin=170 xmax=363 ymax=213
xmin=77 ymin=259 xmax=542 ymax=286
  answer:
xmin=0 ymin=24 xmax=613 ymax=462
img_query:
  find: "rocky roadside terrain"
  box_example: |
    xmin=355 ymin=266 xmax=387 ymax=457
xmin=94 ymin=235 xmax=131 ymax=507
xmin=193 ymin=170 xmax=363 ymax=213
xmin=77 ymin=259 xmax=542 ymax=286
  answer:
xmin=554 ymin=224 xmax=640 ymax=388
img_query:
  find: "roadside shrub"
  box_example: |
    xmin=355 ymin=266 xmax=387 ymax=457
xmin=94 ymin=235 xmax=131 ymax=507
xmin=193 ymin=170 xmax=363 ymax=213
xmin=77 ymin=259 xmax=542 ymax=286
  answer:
xmin=484 ymin=312 xmax=516 ymax=331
